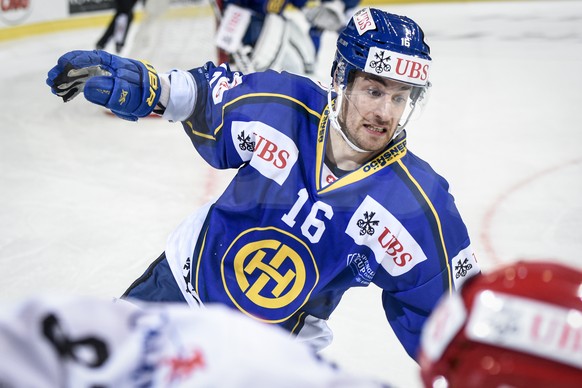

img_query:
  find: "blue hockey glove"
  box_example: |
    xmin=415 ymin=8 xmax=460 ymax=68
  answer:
xmin=46 ymin=50 xmax=161 ymax=121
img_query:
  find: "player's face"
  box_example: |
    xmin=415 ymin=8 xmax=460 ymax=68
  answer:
xmin=339 ymin=71 xmax=411 ymax=152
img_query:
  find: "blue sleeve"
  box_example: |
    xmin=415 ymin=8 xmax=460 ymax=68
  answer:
xmin=378 ymin=229 xmax=476 ymax=360
xmin=381 ymin=269 xmax=452 ymax=360
xmin=183 ymin=62 xmax=248 ymax=170
xmin=181 ymin=61 xmax=325 ymax=170
xmin=373 ymin=152 xmax=480 ymax=360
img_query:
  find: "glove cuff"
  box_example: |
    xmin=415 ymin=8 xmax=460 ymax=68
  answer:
xmin=134 ymin=60 xmax=161 ymax=118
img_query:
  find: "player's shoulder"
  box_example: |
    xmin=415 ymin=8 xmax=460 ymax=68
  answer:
xmin=246 ymin=69 xmax=328 ymax=96
xmin=401 ymin=148 xmax=452 ymax=193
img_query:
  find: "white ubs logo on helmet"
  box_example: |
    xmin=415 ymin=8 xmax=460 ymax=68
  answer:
xmin=353 ymin=8 xmax=376 ymax=35
xmin=365 ymin=47 xmax=430 ymax=86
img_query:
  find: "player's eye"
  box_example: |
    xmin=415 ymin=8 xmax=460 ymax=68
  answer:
xmin=366 ymin=88 xmax=383 ymax=98
xmin=393 ymin=95 xmax=407 ymax=104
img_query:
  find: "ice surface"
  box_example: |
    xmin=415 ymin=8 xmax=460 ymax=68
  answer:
xmin=1 ymin=1 xmax=581 ymax=387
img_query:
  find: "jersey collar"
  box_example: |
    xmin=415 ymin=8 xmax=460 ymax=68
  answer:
xmin=315 ymin=104 xmax=408 ymax=194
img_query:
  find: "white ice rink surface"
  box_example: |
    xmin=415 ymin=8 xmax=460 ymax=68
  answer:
xmin=1 ymin=1 xmax=581 ymax=386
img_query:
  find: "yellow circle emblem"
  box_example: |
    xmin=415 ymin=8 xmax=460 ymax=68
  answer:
xmin=221 ymin=227 xmax=318 ymax=323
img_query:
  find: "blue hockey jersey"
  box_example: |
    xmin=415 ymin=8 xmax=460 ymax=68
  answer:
xmin=169 ymin=62 xmax=479 ymax=359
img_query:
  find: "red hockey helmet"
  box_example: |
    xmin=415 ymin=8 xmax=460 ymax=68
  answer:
xmin=419 ymin=260 xmax=582 ymax=388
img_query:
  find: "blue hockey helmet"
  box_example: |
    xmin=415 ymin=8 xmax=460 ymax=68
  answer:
xmin=327 ymin=8 xmax=433 ymax=152
xmin=332 ymin=8 xmax=432 ymax=94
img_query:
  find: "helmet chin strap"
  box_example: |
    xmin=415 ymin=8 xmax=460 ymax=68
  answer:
xmin=327 ymin=87 xmax=369 ymax=153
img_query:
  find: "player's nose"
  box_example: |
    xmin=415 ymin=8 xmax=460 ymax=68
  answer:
xmin=373 ymin=99 xmax=396 ymax=123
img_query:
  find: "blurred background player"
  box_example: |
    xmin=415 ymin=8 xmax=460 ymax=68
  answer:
xmin=304 ymin=0 xmax=360 ymax=54
xmin=46 ymin=7 xmax=479 ymax=362
xmin=3 ymin=261 xmax=577 ymax=387
xmin=419 ymin=260 xmax=582 ymax=388
xmin=96 ymin=0 xmax=144 ymax=53
xmin=0 ymin=296 xmax=389 ymax=387
xmin=214 ymin=0 xmax=359 ymax=74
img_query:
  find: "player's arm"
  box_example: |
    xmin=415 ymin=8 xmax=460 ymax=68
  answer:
xmin=166 ymin=61 xmax=246 ymax=169
xmin=377 ymin=239 xmax=479 ymax=360
xmin=46 ymin=50 xmax=259 ymax=168
xmin=45 ymin=50 xmax=287 ymax=170
xmin=380 ymin=273 xmax=453 ymax=360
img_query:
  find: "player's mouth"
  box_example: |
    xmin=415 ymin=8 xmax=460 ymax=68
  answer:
xmin=364 ymin=123 xmax=386 ymax=134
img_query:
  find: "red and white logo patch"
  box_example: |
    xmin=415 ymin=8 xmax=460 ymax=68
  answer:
xmin=346 ymin=196 xmax=428 ymax=276
xmin=466 ymin=291 xmax=582 ymax=370
xmin=365 ymin=47 xmax=430 ymax=86
xmin=211 ymin=72 xmax=243 ymax=105
xmin=231 ymin=121 xmax=298 ymax=185
xmin=450 ymin=245 xmax=480 ymax=290
xmin=353 ymin=8 xmax=376 ymax=36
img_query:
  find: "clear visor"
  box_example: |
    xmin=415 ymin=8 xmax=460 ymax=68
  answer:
xmin=327 ymin=63 xmax=431 ymax=152
xmin=341 ymin=79 xmax=431 ymax=132
xmin=401 ymin=82 xmax=430 ymax=130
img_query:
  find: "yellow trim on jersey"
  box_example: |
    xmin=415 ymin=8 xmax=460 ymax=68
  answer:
xmin=266 ymin=0 xmax=287 ymax=13
xmin=213 ymin=93 xmax=322 ymax=137
xmin=395 ymin=159 xmax=453 ymax=294
xmin=319 ymin=138 xmax=407 ymax=194
xmin=186 ymin=120 xmax=216 ymax=141
xmin=314 ymin=104 xmax=330 ymax=188
xmin=290 ymin=311 xmax=306 ymax=335
xmin=188 ymin=92 xmax=322 ymax=141
xmin=315 ymin=106 xmax=408 ymax=194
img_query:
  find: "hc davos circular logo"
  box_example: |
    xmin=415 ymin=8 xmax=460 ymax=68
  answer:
xmin=221 ymin=227 xmax=319 ymax=323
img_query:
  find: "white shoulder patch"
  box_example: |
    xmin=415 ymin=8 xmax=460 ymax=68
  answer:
xmin=346 ymin=195 xmax=428 ymax=276
xmin=211 ymin=73 xmax=243 ymax=105
xmin=450 ymin=245 xmax=480 ymax=290
xmin=231 ymin=121 xmax=298 ymax=185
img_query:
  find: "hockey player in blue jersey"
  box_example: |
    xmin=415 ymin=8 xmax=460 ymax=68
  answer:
xmin=46 ymin=7 xmax=480 ymax=360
